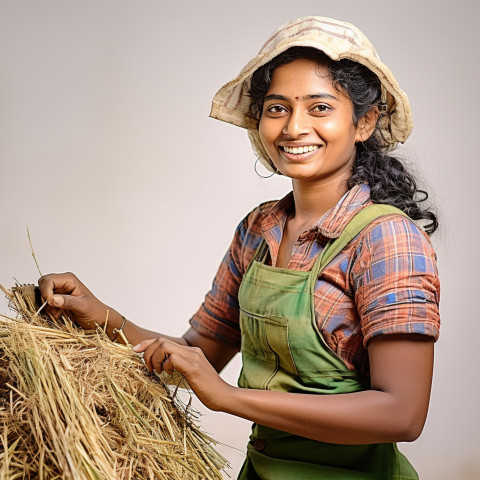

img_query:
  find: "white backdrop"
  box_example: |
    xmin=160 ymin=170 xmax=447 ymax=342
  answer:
xmin=1 ymin=1 xmax=478 ymax=478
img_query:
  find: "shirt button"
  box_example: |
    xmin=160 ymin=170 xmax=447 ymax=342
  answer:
xmin=253 ymin=439 xmax=266 ymax=451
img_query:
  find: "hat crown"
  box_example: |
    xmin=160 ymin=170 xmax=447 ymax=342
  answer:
xmin=258 ymin=16 xmax=377 ymax=58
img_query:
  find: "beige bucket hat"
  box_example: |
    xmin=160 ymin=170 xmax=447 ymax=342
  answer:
xmin=210 ymin=16 xmax=413 ymax=172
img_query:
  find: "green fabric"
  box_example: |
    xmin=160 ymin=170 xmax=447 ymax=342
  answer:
xmin=237 ymin=205 xmax=418 ymax=479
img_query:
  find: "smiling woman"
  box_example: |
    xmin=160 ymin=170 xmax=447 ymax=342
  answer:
xmin=38 ymin=16 xmax=440 ymax=480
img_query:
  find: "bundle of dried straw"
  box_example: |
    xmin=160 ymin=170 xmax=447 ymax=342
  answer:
xmin=0 ymin=283 xmax=228 ymax=479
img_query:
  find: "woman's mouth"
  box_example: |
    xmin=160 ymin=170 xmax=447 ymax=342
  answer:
xmin=282 ymin=145 xmax=319 ymax=154
xmin=280 ymin=145 xmax=321 ymax=160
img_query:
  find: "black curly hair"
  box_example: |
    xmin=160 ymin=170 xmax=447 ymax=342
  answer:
xmin=249 ymin=47 xmax=438 ymax=235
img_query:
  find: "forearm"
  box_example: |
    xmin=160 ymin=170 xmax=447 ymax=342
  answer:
xmin=106 ymin=311 xmax=238 ymax=372
xmin=221 ymin=387 xmax=421 ymax=445
xmin=103 ymin=309 xmax=188 ymax=347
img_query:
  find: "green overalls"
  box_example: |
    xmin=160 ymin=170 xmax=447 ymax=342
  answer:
xmin=236 ymin=205 xmax=418 ymax=480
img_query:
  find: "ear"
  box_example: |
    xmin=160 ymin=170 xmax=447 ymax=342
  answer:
xmin=354 ymin=107 xmax=380 ymax=143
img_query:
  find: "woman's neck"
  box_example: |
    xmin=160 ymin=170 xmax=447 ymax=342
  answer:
xmin=290 ymin=177 xmax=349 ymax=225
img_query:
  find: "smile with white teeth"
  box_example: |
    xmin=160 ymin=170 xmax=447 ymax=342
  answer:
xmin=283 ymin=145 xmax=319 ymax=154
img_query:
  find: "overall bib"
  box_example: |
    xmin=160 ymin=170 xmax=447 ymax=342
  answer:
xmin=236 ymin=205 xmax=419 ymax=480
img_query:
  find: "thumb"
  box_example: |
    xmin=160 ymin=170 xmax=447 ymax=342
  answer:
xmin=49 ymin=294 xmax=83 ymax=312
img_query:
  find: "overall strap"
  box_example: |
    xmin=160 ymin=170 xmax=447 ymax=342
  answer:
xmin=254 ymin=239 xmax=270 ymax=264
xmin=242 ymin=238 xmax=269 ymax=275
xmin=309 ymin=204 xmax=408 ymax=289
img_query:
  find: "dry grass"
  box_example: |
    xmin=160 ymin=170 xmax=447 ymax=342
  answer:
xmin=0 ymin=283 xmax=228 ymax=479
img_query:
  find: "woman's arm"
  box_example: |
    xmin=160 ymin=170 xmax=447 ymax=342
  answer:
xmin=223 ymin=334 xmax=434 ymax=444
xmin=38 ymin=272 xmax=238 ymax=372
xmin=135 ymin=333 xmax=434 ymax=445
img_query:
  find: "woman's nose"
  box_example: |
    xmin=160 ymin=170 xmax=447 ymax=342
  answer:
xmin=282 ymin=109 xmax=311 ymax=138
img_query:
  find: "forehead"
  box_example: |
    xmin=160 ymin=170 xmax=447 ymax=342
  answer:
xmin=266 ymin=58 xmax=342 ymax=97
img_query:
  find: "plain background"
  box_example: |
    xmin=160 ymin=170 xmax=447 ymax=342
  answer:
xmin=1 ymin=1 xmax=478 ymax=478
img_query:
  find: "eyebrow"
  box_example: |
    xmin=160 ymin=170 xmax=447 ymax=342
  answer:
xmin=264 ymin=93 xmax=340 ymax=102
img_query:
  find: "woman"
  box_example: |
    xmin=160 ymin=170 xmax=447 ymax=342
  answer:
xmin=39 ymin=16 xmax=440 ymax=479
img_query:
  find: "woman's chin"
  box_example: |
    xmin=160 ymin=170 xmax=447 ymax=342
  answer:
xmin=276 ymin=163 xmax=325 ymax=182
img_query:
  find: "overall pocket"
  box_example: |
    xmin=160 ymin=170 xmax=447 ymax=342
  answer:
xmin=239 ymin=310 xmax=298 ymax=390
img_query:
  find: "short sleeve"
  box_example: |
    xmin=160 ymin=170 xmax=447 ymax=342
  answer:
xmin=351 ymin=215 xmax=440 ymax=346
xmin=189 ymin=207 xmax=264 ymax=348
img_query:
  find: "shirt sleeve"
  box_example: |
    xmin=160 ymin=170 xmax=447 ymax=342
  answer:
xmin=351 ymin=215 xmax=440 ymax=346
xmin=189 ymin=207 xmax=264 ymax=349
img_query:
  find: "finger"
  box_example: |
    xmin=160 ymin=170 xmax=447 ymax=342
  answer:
xmin=142 ymin=339 xmax=166 ymax=373
xmin=162 ymin=355 xmax=175 ymax=375
xmin=38 ymin=273 xmax=81 ymax=302
xmin=161 ymin=352 xmax=199 ymax=379
xmin=38 ymin=276 xmax=56 ymax=304
xmin=158 ymin=345 xmax=206 ymax=378
xmin=45 ymin=306 xmax=63 ymax=320
xmin=132 ymin=338 xmax=157 ymax=353
xmin=40 ymin=292 xmax=70 ymax=319
xmin=143 ymin=339 xmax=183 ymax=373
xmin=153 ymin=352 xmax=169 ymax=375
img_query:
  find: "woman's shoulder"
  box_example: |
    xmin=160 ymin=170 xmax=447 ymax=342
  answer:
xmin=235 ymin=197 xmax=285 ymax=239
xmin=258 ymin=199 xmax=279 ymax=214
xmin=356 ymin=211 xmax=436 ymax=256
xmin=350 ymin=210 xmax=439 ymax=286
xmin=229 ymin=198 xmax=286 ymax=270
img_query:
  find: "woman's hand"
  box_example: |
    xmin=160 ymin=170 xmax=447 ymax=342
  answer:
xmin=133 ymin=338 xmax=233 ymax=411
xmin=38 ymin=272 xmax=116 ymax=330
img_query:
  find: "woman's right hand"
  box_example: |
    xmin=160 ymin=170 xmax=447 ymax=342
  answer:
xmin=38 ymin=272 xmax=115 ymax=330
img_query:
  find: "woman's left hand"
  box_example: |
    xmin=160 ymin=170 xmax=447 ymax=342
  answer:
xmin=133 ymin=338 xmax=233 ymax=411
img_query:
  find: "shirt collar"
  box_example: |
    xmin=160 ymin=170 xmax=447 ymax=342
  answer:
xmin=261 ymin=184 xmax=372 ymax=241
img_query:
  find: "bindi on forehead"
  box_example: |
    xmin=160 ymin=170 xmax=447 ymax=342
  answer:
xmin=264 ymin=93 xmax=340 ymax=103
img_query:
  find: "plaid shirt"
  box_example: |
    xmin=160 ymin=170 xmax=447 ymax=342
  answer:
xmin=190 ymin=184 xmax=440 ymax=375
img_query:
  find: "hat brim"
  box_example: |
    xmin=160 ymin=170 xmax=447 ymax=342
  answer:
xmin=210 ymin=16 xmax=413 ymax=167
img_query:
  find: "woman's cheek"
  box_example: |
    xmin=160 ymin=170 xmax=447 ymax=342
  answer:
xmin=258 ymin=124 xmax=276 ymax=156
xmin=320 ymin=118 xmax=341 ymax=138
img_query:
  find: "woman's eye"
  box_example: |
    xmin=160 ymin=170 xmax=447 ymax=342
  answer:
xmin=266 ymin=104 xmax=287 ymax=114
xmin=311 ymin=104 xmax=331 ymax=113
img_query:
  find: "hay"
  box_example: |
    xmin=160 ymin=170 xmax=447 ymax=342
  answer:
xmin=0 ymin=283 xmax=228 ymax=479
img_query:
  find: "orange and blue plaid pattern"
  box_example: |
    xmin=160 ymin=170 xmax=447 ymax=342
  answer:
xmin=190 ymin=184 xmax=440 ymax=375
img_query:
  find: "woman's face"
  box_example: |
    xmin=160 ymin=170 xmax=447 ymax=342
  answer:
xmin=258 ymin=58 xmax=366 ymax=185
